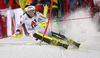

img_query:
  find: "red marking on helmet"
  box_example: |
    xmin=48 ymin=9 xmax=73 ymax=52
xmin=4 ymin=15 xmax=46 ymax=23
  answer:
xmin=31 ymin=21 xmax=35 ymax=26
xmin=28 ymin=6 xmax=33 ymax=9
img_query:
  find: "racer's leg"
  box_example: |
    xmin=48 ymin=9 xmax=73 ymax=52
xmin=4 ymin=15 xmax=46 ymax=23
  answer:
xmin=51 ymin=31 xmax=68 ymax=42
xmin=51 ymin=31 xmax=81 ymax=48
xmin=33 ymin=31 xmax=69 ymax=49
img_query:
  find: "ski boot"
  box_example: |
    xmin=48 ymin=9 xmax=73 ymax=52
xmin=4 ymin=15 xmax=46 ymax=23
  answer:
xmin=68 ymin=39 xmax=81 ymax=48
xmin=51 ymin=40 xmax=69 ymax=49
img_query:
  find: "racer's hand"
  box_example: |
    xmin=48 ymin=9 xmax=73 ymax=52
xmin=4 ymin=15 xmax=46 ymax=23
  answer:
xmin=11 ymin=29 xmax=21 ymax=38
xmin=38 ymin=21 xmax=48 ymax=27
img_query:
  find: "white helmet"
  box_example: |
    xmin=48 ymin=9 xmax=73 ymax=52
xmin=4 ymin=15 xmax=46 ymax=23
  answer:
xmin=25 ymin=4 xmax=36 ymax=15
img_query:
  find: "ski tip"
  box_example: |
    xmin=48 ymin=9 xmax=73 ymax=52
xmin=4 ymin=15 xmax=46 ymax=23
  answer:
xmin=78 ymin=44 xmax=84 ymax=49
xmin=78 ymin=44 xmax=81 ymax=48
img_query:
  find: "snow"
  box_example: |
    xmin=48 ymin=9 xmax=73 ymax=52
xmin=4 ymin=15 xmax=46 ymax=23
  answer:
xmin=0 ymin=36 xmax=100 ymax=58
xmin=0 ymin=7 xmax=100 ymax=58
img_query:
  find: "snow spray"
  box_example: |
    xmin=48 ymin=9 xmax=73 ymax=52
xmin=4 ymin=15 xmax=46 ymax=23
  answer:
xmin=58 ymin=7 xmax=98 ymax=42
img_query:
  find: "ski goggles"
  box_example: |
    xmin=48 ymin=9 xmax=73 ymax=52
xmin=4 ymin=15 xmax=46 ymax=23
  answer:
xmin=27 ymin=10 xmax=35 ymax=15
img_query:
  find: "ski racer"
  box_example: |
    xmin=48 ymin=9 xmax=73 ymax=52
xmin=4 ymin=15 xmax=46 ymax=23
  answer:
xmin=12 ymin=4 xmax=80 ymax=49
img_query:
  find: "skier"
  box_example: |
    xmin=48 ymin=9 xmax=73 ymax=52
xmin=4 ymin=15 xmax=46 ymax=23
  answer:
xmin=12 ymin=4 xmax=80 ymax=49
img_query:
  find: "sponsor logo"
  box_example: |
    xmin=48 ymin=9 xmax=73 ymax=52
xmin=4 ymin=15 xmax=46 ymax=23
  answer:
xmin=25 ymin=18 xmax=27 ymax=20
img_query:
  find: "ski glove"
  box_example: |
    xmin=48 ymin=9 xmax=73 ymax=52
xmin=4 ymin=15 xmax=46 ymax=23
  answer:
xmin=38 ymin=21 xmax=48 ymax=27
xmin=11 ymin=29 xmax=21 ymax=38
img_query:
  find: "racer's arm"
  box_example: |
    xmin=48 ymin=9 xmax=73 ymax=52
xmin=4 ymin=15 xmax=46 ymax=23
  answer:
xmin=38 ymin=13 xmax=48 ymax=27
xmin=11 ymin=17 xmax=24 ymax=38
xmin=16 ymin=19 xmax=24 ymax=30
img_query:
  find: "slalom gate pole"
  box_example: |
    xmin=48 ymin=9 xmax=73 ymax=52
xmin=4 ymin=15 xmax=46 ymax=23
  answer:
xmin=51 ymin=17 xmax=91 ymax=22
xmin=39 ymin=0 xmax=53 ymax=45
